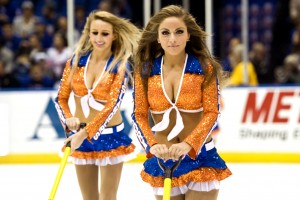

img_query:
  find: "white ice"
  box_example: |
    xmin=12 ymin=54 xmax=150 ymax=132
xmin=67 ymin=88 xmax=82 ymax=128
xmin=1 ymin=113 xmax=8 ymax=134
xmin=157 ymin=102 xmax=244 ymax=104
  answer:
xmin=0 ymin=162 xmax=299 ymax=200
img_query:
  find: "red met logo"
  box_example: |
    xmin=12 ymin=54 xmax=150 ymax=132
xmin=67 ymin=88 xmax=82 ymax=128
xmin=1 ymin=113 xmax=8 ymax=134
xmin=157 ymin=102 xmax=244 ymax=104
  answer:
xmin=242 ymin=91 xmax=300 ymax=123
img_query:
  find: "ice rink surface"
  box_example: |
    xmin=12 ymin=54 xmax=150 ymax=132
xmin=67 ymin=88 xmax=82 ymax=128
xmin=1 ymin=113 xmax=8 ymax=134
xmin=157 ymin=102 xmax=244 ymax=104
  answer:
xmin=0 ymin=162 xmax=300 ymax=200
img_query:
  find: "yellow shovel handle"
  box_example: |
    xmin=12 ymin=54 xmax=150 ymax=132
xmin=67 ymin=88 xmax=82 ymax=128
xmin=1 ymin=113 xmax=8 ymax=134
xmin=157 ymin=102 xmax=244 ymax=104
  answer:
xmin=163 ymin=177 xmax=172 ymax=200
xmin=48 ymin=146 xmax=71 ymax=200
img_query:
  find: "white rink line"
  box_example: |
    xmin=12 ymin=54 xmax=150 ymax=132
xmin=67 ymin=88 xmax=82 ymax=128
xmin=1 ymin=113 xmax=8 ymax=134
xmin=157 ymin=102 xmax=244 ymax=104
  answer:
xmin=0 ymin=163 xmax=300 ymax=200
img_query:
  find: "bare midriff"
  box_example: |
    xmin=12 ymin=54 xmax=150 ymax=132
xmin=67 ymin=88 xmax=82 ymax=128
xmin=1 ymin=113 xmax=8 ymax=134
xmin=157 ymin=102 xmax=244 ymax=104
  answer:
xmin=74 ymin=96 xmax=123 ymax=127
xmin=151 ymin=110 xmax=212 ymax=147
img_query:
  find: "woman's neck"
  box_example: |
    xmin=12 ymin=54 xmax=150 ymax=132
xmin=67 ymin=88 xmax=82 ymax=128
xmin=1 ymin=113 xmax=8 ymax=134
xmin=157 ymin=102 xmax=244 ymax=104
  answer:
xmin=90 ymin=49 xmax=112 ymax=63
xmin=163 ymin=52 xmax=186 ymax=68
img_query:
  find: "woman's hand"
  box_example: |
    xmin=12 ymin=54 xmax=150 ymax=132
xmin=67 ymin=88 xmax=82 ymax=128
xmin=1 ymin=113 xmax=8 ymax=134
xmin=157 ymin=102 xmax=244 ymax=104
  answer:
xmin=64 ymin=128 xmax=88 ymax=154
xmin=169 ymin=141 xmax=192 ymax=161
xmin=65 ymin=117 xmax=80 ymax=131
xmin=150 ymin=144 xmax=170 ymax=161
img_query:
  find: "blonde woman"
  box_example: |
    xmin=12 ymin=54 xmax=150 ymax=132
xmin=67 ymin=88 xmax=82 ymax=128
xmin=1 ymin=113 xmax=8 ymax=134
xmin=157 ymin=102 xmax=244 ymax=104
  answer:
xmin=54 ymin=10 xmax=140 ymax=200
xmin=132 ymin=5 xmax=231 ymax=200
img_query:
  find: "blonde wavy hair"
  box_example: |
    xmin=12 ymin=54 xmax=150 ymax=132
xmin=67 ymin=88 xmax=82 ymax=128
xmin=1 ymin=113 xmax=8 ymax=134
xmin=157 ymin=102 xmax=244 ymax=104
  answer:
xmin=69 ymin=10 xmax=141 ymax=83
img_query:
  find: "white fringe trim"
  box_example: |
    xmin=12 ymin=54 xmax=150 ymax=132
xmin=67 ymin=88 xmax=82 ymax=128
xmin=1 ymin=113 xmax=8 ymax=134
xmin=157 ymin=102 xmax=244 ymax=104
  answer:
xmin=70 ymin=151 xmax=137 ymax=166
xmin=188 ymin=180 xmax=220 ymax=192
xmin=58 ymin=147 xmax=139 ymax=166
xmin=153 ymin=180 xmax=220 ymax=196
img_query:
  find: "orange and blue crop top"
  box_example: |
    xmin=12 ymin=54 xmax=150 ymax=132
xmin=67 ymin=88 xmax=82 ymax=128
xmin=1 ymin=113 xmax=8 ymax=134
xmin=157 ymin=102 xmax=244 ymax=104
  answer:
xmin=131 ymin=54 xmax=220 ymax=159
xmin=54 ymin=51 xmax=128 ymax=141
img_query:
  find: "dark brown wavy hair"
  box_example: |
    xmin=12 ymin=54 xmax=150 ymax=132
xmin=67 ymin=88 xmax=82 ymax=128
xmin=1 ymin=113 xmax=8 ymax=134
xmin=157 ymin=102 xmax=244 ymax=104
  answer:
xmin=134 ymin=5 xmax=226 ymax=91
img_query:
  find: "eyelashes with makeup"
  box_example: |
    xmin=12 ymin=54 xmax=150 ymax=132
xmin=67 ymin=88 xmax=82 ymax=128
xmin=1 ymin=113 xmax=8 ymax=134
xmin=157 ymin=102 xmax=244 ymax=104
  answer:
xmin=91 ymin=32 xmax=110 ymax=36
xmin=161 ymin=29 xmax=185 ymax=36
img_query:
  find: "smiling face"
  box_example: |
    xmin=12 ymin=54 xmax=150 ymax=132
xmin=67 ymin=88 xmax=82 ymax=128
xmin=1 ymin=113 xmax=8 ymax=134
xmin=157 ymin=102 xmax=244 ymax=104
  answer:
xmin=89 ymin=19 xmax=116 ymax=53
xmin=157 ymin=16 xmax=190 ymax=56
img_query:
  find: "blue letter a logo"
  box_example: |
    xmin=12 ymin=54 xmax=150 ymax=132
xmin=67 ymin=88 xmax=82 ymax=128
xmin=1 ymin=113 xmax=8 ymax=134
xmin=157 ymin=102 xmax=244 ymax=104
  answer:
xmin=31 ymin=97 xmax=65 ymax=139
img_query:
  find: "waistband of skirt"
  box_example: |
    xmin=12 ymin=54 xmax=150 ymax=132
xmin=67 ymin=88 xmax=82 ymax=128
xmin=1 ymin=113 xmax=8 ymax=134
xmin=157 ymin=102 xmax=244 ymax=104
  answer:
xmin=101 ymin=122 xmax=124 ymax=134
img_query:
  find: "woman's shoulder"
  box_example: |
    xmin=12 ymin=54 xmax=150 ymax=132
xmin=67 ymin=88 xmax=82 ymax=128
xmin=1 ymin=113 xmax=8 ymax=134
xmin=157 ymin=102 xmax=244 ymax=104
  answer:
xmin=150 ymin=56 xmax=163 ymax=76
xmin=185 ymin=53 xmax=205 ymax=75
xmin=70 ymin=51 xmax=92 ymax=67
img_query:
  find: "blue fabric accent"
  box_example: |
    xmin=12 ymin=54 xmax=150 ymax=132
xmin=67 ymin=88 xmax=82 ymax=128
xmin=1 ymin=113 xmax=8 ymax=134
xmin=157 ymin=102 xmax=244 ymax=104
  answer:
xmin=143 ymin=146 xmax=227 ymax=178
xmin=212 ymin=124 xmax=219 ymax=131
xmin=150 ymin=56 xmax=162 ymax=76
xmin=131 ymin=77 xmax=151 ymax=154
xmin=185 ymin=54 xmax=204 ymax=75
xmin=68 ymin=125 xmax=132 ymax=152
xmin=78 ymin=51 xmax=91 ymax=67
xmin=131 ymin=112 xmax=151 ymax=154
xmin=106 ymin=55 xmax=117 ymax=73
xmin=70 ymin=51 xmax=117 ymax=73
xmin=70 ymin=51 xmax=91 ymax=67
xmin=53 ymin=96 xmax=67 ymax=126
xmin=149 ymin=54 xmax=204 ymax=77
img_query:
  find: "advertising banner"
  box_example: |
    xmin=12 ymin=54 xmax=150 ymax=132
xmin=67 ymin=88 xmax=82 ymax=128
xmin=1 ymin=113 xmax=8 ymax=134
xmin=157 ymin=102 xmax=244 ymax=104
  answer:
xmin=217 ymin=86 xmax=300 ymax=153
xmin=0 ymin=86 xmax=299 ymax=163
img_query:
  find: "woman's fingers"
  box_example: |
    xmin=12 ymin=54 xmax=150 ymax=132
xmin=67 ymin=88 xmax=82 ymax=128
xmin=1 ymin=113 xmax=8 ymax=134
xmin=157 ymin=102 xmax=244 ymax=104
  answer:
xmin=169 ymin=146 xmax=181 ymax=160
xmin=150 ymin=144 xmax=169 ymax=160
xmin=74 ymin=118 xmax=81 ymax=130
xmin=169 ymin=142 xmax=191 ymax=160
xmin=66 ymin=117 xmax=80 ymax=130
xmin=67 ymin=130 xmax=87 ymax=154
xmin=151 ymin=142 xmax=192 ymax=161
xmin=64 ymin=137 xmax=71 ymax=145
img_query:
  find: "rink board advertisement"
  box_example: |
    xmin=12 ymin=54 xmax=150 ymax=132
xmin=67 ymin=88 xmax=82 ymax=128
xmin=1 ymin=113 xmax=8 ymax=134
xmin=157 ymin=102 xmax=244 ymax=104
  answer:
xmin=0 ymin=86 xmax=299 ymax=163
xmin=0 ymin=89 xmax=140 ymax=155
xmin=217 ymin=86 xmax=300 ymax=154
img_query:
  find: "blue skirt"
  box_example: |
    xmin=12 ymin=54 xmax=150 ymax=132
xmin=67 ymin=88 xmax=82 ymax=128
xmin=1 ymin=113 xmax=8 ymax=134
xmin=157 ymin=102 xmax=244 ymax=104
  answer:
xmin=141 ymin=140 xmax=232 ymax=188
xmin=64 ymin=123 xmax=136 ymax=164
